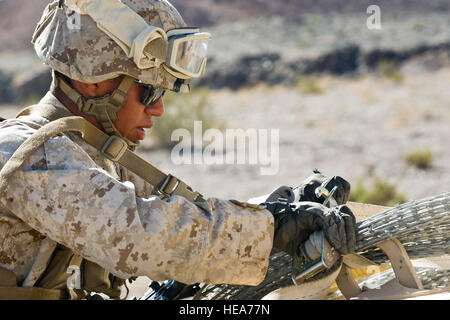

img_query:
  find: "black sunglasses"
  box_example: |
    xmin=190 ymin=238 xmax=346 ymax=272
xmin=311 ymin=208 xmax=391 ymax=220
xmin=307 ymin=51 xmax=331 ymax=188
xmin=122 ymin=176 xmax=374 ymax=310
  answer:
xmin=135 ymin=80 xmax=166 ymax=106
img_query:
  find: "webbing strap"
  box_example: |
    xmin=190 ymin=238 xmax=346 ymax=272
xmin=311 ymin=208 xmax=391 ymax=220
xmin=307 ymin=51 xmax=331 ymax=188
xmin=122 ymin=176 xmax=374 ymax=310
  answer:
xmin=17 ymin=103 xmax=73 ymax=120
xmin=0 ymin=110 xmax=205 ymax=202
xmin=57 ymin=77 xmax=84 ymax=109
xmin=262 ymin=262 xmax=343 ymax=300
xmin=50 ymin=73 xmax=138 ymax=152
xmin=0 ymin=286 xmax=67 ymax=300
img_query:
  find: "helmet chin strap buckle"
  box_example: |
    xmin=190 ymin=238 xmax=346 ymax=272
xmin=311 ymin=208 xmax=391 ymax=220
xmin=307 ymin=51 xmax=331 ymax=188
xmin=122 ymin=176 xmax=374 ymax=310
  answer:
xmin=80 ymin=99 xmax=97 ymax=115
xmin=55 ymin=73 xmax=139 ymax=149
xmin=80 ymin=76 xmax=135 ymax=135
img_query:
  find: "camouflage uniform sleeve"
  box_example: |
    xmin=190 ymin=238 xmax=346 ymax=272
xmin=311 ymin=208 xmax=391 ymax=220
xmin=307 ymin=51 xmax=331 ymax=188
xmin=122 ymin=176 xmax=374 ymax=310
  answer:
xmin=1 ymin=131 xmax=274 ymax=286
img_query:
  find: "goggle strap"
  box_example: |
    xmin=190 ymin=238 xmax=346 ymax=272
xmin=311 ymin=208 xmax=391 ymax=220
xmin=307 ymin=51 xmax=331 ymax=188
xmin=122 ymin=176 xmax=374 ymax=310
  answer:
xmin=144 ymin=38 xmax=169 ymax=62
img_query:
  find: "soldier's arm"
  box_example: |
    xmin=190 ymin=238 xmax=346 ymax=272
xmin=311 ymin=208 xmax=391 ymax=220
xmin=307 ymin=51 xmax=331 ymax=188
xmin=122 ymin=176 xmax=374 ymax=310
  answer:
xmin=1 ymin=130 xmax=274 ymax=286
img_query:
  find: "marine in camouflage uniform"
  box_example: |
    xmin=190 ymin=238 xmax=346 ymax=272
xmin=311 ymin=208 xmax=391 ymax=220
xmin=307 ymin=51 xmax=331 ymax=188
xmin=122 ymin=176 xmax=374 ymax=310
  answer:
xmin=0 ymin=0 xmax=355 ymax=300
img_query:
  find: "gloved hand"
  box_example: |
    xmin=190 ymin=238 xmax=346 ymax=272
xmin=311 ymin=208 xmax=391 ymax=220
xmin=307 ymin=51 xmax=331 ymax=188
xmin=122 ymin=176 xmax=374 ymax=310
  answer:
xmin=264 ymin=200 xmax=356 ymax=257
xmin=293 ymin=169 xmax=351 ymax=205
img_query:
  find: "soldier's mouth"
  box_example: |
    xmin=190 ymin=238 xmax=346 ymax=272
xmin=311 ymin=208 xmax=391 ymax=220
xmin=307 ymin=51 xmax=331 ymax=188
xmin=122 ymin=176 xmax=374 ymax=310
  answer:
xmin=136 ymin=127 xmax=146 ymax=140
xmin=136 ymin=123 xmax=153 ymax=140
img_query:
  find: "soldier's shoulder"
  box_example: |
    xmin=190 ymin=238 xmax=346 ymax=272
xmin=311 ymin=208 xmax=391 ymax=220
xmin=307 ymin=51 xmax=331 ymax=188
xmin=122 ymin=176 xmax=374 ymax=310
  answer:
xmin=0 ymin=116 xmax=96 ymax=171
xmin=0 ymin=116 xmax=43 ymax=150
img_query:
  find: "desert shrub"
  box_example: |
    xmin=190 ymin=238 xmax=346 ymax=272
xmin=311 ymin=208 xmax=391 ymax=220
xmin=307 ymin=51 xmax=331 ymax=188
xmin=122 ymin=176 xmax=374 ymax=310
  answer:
xmin=149 ymin=88 xmax=226 ymax=149
xmin=376 ymin=60 xmax=404 ymax=83
xmin=349 ymin=178 xmax=407 ymax=206
xmin=296 ymin=75 xmax=324 ymax=95
xmin=404 ymin=148 xmax=433 ymax=170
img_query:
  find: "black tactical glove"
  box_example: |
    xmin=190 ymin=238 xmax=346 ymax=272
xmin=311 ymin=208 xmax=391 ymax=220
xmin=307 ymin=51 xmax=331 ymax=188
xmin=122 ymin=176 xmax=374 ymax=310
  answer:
xmin=265 ymin=185 xmax=295 ymax=203
xmin=293 ymin=169 xmax=351 ymax=205
xmin=264 ymin=200 xmax=356 ymax=257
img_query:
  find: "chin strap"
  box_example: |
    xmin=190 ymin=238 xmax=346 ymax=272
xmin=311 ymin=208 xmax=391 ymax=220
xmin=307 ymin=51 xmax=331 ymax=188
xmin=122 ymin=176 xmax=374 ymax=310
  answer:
xmin=53 ymin=72 xmax=138 ymax=150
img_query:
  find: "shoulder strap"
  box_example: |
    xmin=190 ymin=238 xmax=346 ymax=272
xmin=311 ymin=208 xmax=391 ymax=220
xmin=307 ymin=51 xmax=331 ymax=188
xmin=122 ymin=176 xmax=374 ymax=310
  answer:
xmin=0 ymin=286 xmax=68 ymax=300
xmin=0 ymin=261 xmax=67 ymax=300
xmin=16 ymin=103 xmax=73 ymax=120
xmin=0 ymin=105 xmax=205 ymax=202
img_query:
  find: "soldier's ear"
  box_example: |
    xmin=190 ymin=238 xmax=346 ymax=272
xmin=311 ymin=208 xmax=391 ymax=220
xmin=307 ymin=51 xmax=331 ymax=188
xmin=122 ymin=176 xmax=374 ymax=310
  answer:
xmin=72 ymin=80 xmax=100 ymax=98
xmin=80 ymin=82 xmax=99 ymax=98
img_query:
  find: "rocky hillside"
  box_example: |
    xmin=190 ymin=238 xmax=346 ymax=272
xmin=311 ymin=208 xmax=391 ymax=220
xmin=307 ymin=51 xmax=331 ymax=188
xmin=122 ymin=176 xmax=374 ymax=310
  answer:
xmin=0 ymin=1 xmax=449 ymax=103
xmin=1 ymin=0 xmax=450 ymax=51
xmin=198 ymin=12 xmax=450 ymax=89
xmin=169 ymin=0 xmax=450 ymax=27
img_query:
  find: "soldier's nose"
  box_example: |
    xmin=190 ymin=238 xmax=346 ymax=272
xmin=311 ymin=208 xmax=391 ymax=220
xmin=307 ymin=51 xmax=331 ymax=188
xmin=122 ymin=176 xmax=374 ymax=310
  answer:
xmin=145 ymin=97 xmax=164 ymax=117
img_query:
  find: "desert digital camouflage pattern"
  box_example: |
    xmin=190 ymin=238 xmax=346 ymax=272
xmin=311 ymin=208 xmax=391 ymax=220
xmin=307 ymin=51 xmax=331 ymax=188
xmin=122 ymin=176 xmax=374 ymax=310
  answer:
xmin=0 ymin=92 xmax=274 ymax=290
xmin=32 ymin=0 xmax=187 ymax=90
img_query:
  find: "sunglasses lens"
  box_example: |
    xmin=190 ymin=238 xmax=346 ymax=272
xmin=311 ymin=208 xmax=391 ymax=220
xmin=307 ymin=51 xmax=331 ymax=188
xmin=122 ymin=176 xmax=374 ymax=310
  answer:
xmin=141 ymin=84 xmax=165 ymax=106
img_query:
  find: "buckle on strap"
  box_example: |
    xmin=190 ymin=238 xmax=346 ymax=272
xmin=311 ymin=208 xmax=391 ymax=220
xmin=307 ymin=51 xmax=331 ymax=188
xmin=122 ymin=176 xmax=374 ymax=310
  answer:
xmin=156 ymin=174 xmax=180 ymax=198
xmin=101 ymin=135 xmax=128 ymax=161
xmin=155 ymin=174 xmax=204 ymax=202
xmin=80 ymin=99 xmax=97 ymax=115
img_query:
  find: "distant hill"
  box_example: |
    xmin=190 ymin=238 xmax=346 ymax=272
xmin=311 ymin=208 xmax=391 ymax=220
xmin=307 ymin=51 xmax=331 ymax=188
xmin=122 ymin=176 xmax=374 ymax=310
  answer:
xmin=1 ymin=0 xmax=450 ymax=52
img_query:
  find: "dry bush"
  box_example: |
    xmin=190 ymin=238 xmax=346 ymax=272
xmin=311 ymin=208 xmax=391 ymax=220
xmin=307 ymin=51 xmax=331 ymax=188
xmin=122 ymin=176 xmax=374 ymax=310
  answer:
xmin=296 ymin=75 xmax=324 ymax=95
xmin=404 ymin=148 xmax=433 ymax=170
xmin=148 ymin=88 xmax=226 ymax=149
xmin=376 ymin=60 xmax=404 ymax=83
xmin=349 ymin=177 xmax=407 ymax=206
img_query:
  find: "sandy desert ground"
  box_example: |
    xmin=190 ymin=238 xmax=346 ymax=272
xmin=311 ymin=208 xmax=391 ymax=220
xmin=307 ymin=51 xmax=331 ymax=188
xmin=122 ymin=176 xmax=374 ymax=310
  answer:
xmin=134 ymin=63 xmax=450 ymax=203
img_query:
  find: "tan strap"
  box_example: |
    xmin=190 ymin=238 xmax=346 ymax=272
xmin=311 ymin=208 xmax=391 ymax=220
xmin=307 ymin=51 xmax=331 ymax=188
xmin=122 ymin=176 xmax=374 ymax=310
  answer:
xmin=377 ymin=238 xmax=424 ymax=289
xmin=0 ymin=266 xmax=67 ymax=300
xmin=0 ymin=267 xmax=18 ymax=287
xmin=335 ymin=264 xmax=362 ymax=299
xmin=351 ymin=280 xmax=450 ymax=300
xmin=342 ymin=253 xmax=378 ymax=269
xmin=16 ymin=103 xmax=73 ymax=120
xmin=55 ymin=75 xmax=133 ymax=117
xmin=335 ymin=238 xmax=424 ymax=299
xmin=56 ymin=78 xmax=84 ymax=109
xmin=57 ymin=75 xmax=134 ymax=138
xmin=0 ymin=286 xmax=67 ymax=300
xmin=336 ymin=253 xmax=379 ymax=299
xmin=0 ymin=113 xmax=205 ymax=202
xmin=262 ymin=262 xmax=343 ymax=300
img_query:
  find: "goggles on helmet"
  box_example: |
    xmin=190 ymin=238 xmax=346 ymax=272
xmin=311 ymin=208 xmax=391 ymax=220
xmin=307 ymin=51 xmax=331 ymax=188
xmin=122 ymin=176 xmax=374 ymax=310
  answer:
xmin=135 ymin=80 xmax=166 ymax=106
xmin=162 ymin=28 xmax=212 ymax=80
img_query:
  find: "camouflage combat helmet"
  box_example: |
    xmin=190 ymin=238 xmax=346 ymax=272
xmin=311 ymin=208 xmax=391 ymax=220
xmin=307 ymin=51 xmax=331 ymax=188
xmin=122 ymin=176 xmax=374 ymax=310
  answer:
xmin=30 ymin=0 xmax=211 ymax=148
xmin=32 ymin=0 xmax=189 ymax=91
